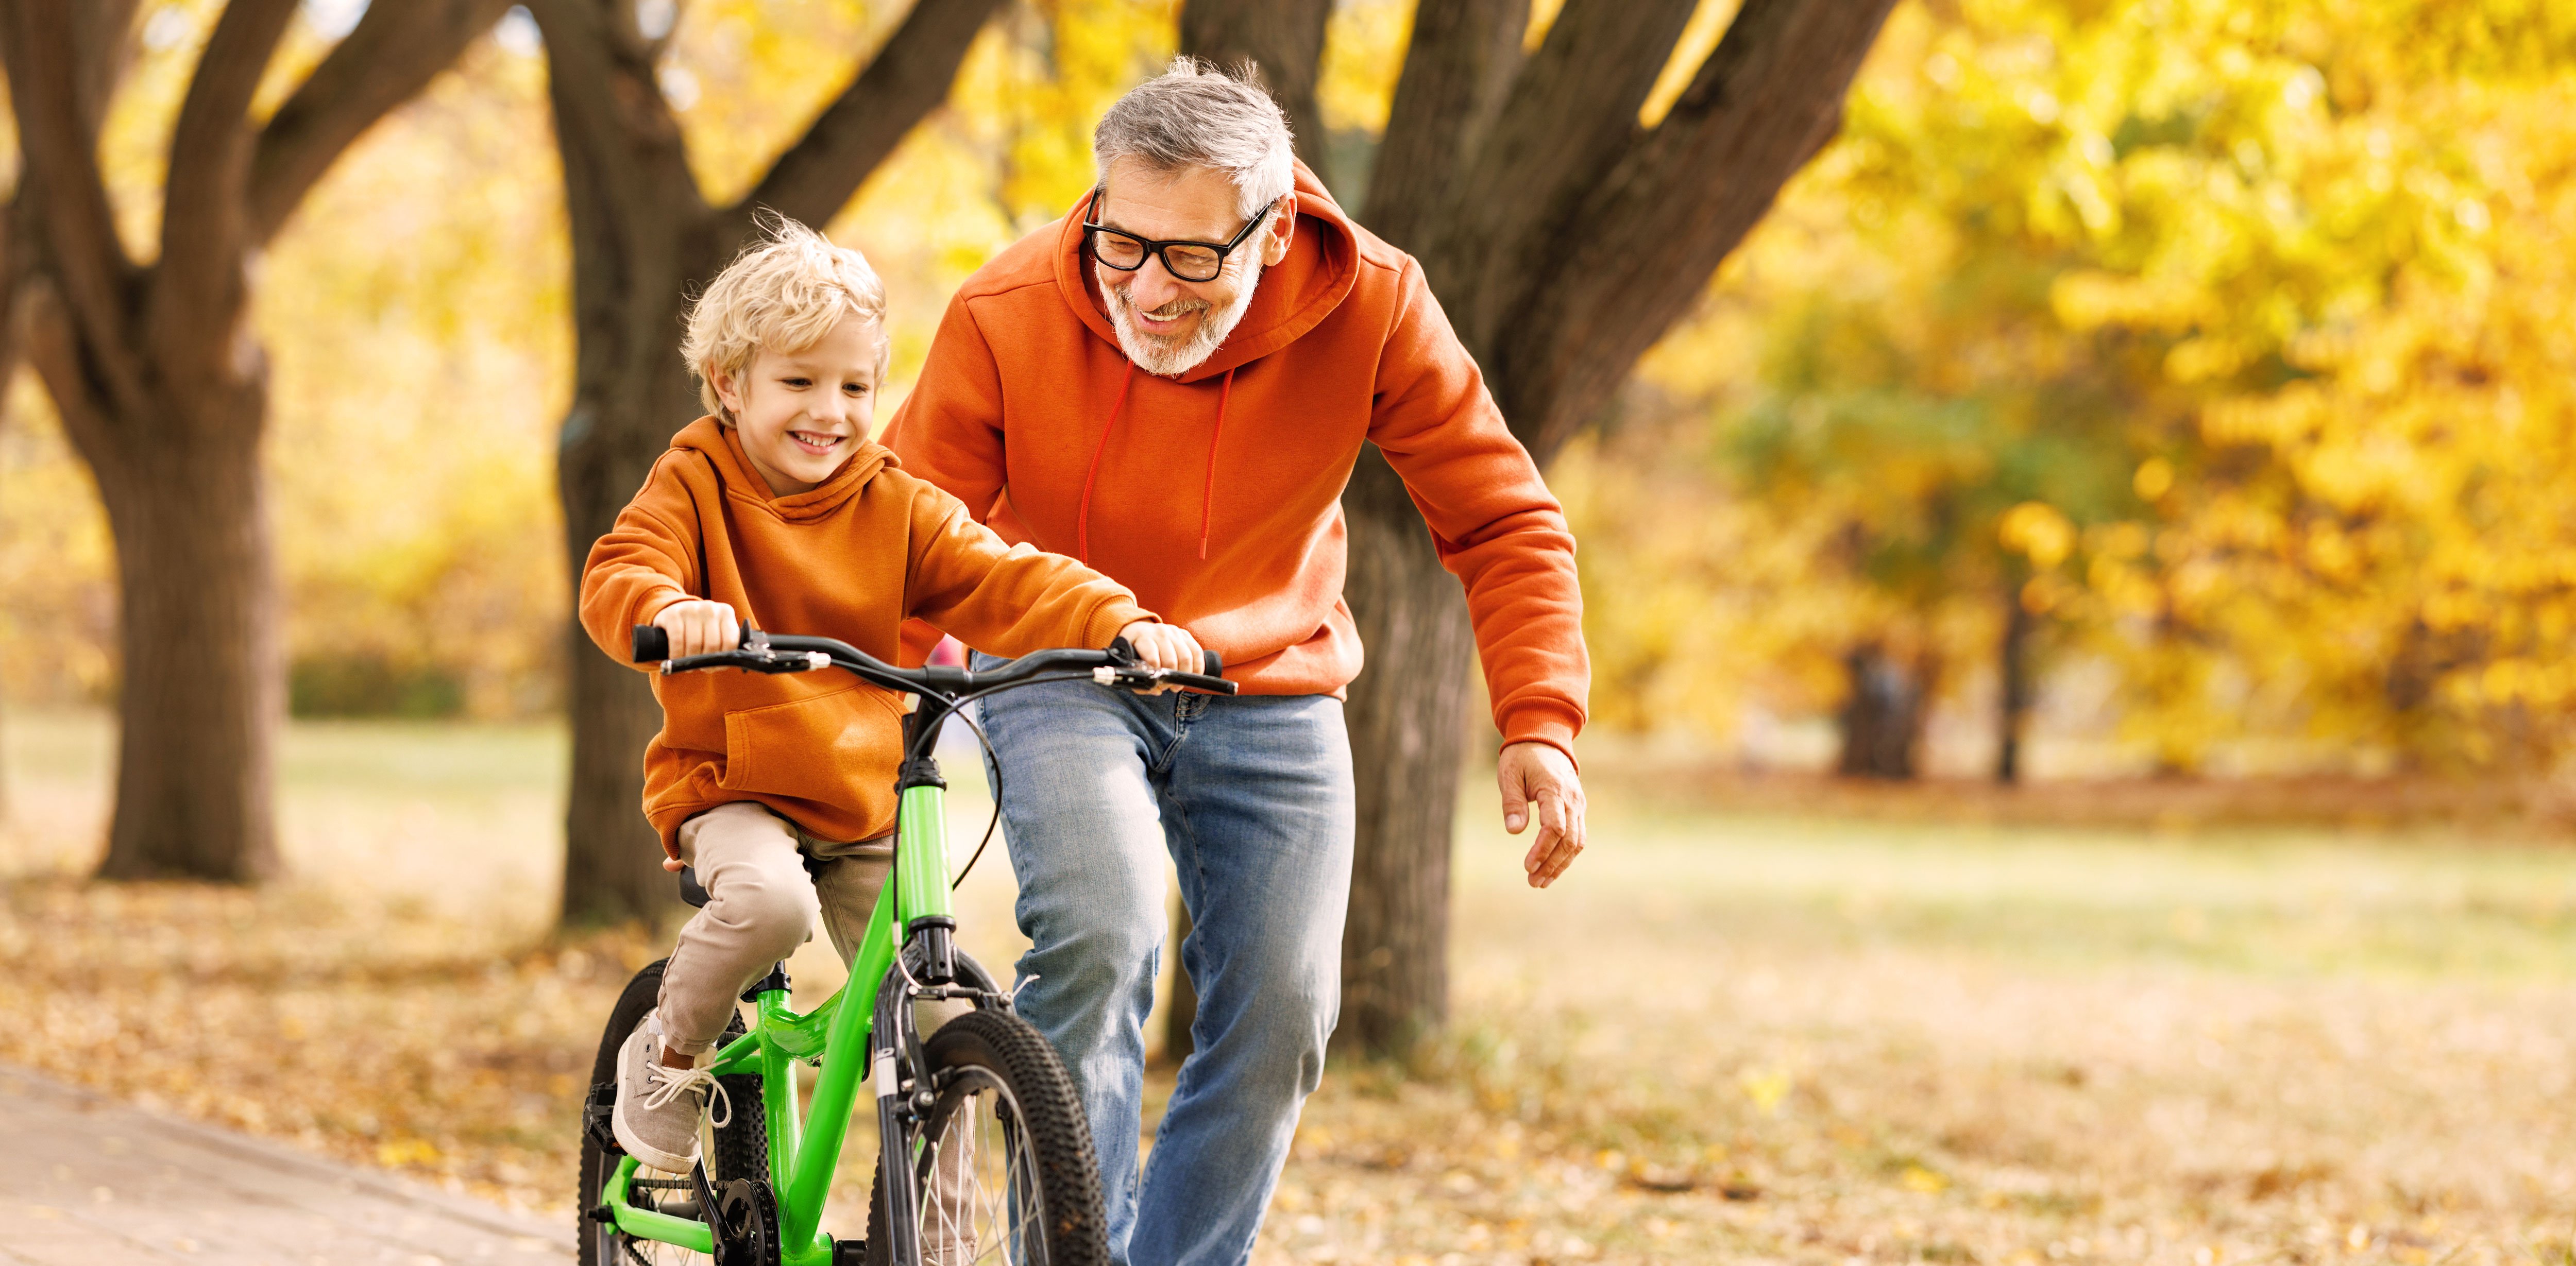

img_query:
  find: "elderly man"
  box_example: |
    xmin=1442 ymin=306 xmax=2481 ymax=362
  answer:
xmin=883 ymin=59 xmax=1590 ymax=1265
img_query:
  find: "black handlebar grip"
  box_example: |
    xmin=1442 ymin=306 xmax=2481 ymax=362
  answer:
xmin=1202 ymin=649 xmax=1224 ymax=678
xmin=632 ymin=625 xmax=671 ymax=663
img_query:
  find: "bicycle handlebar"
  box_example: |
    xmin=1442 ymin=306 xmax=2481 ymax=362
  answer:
xmin=628 ymin=622 xmax=1235 ymax=697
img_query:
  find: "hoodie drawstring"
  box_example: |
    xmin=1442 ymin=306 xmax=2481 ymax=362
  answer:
xmin=1199 ymin=367 xmax=1234 ymax=560
xmin=1075 ymin=362 xmax=1138 ymax=565
xmin=1074 ymin=362 xmax=1238 ymax=566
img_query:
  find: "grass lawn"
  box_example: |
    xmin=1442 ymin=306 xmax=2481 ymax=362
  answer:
xmin=5 ymin=710 xmax=2575 ymax=1264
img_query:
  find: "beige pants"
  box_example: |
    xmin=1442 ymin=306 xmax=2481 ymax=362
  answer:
xmin=664 ymin=804 xmax=980 ymax=1253
xmin=658 ymin=801 xmax=912 ymax=1056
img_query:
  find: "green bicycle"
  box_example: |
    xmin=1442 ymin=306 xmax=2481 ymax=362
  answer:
xmin=578 ymin=625 xmax=1233 ymax=1266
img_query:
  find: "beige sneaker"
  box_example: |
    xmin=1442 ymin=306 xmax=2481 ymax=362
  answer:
xmin=609 ymin=1012 xmax=729 ymax=1173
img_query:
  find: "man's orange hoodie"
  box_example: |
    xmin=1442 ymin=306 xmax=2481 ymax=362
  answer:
xmin=581 ymin=417 xmax=1152 ymax=854
xmin=883 ymin=164 xmax=1588 ymax=758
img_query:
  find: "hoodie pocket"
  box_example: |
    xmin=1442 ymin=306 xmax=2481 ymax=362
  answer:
xmin=718 ymin=682 xmax=909 ymax=802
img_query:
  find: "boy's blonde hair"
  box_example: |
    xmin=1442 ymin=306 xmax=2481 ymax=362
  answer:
xmin=682 ymin=212 xmax=889 ymax=417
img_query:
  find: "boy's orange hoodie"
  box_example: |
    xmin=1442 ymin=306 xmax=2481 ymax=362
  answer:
xmin=882 ymin=163 xmax=1588 ymax=758
xmin=580 ymin=417 xmax=1152 ymax=854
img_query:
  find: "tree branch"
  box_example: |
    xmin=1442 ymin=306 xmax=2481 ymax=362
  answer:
xmin=525 ymin=0 xmax=694 ymax=205
xmin=154 ymin=0 xmax=298 ymax=361
xmin=1178 ymin=0 xmax=1335 ymax=191
xmin=17 ymin=276 xmax=128 ymax=480
xmin=1432 ymin=0 xmax=1699 ymax=347
xmin=71 ymin=0 xmax=144 ymax=136
xmin=739 ymin=0 xmax=1006 ymax=229
xmin=0 ymin=0 xmax=149 ymax=422
xmin=248 ymin=0 xmax=512 ymax=244
xmin=1501 ymin=0 xmax=1900 ymax=458
xmin=1362 ymin=0 xmax=1526 ymax=253
xmin=524 ymin=0 xmax=711 ymax=363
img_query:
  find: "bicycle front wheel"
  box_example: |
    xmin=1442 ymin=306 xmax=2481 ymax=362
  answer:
xmin=866 ymin=1008 xmax=1108 ymax=1266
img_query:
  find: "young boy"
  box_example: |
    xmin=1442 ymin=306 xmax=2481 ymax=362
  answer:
xmin=579 ymin=215 xmax=1204 ymax=1173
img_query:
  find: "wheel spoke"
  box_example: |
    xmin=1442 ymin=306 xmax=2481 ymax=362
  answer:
xmin=914 ymin=1079 xmax=1052 ymax=1265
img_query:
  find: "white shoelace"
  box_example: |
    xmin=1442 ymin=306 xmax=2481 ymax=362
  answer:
xmin=641 ymin=1053 xmax=733 ymax=1130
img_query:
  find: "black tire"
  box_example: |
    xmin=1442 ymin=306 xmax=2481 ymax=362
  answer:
xmin=865 ymin=1008 xmax=1108 ymax=1266
xmin=578 ymin=957 xmax=770 ymax=1266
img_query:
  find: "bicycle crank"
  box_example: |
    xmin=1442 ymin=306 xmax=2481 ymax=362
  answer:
xmin=710 ymin=1176 xmax=782 ymax=1266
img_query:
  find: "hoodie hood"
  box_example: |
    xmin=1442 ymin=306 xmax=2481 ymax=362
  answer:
xmin=668 ymin=415 xmax=895 ymax=522
xmin=1052 ymin=160 xmax=1361 ymax=383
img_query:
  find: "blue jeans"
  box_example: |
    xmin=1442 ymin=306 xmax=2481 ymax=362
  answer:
xmin=971 ymin=655 xmax=1355 ymax=1266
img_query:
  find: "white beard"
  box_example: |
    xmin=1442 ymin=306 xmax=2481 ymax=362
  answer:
xmin=1099 ymin=256 xmax=1263 ymax=377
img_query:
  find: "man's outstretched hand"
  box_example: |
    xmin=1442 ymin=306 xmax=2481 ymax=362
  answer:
xmin=1499 ymin=742 xmax=1585 ymax=888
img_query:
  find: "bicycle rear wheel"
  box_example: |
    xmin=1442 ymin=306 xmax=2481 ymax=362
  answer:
xmin=579 ymin=957 xmax=769 ymax=1266
xmin=866 ymin=1008 xmax=1108 ymax=1266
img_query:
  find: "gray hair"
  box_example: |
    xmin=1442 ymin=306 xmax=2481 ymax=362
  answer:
xmin=1093 ymin=57 xmax=1295 ymax=219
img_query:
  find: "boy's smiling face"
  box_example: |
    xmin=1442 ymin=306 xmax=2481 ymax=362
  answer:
xmin=710 ymin=311 xmax=882 ymax=497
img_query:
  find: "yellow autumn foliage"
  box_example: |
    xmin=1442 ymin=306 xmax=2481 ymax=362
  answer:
xmin=6 ymin=0 xmax=2574 ymax=780
xmin=1569 ymin=0 xmax=2576 ymax=774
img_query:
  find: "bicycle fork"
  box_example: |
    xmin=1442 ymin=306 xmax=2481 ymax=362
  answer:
xmin=869 ymin=701 xmax=962 ymax=1264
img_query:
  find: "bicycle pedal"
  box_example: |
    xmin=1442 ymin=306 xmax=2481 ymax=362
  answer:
xmin=581 ymin=1080 xmax=619 ymax=1152
xmin=831 ymin=1236 xmax=867 ymax=1265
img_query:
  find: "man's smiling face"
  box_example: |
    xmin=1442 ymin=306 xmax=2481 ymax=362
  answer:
xmin=1092 ymin=157 xmax=1293 ymax=377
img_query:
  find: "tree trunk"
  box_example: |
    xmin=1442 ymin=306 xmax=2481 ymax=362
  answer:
xmin=554 ymin=281 xmax=716 ymax=926
xmin=1332 ymin=446 xmax=1477 ymax=1057
xmin=88 ymin=400 xmax=282 ymax=880
xmin=1994 ymin=586 xmax=2037 ymax=784
xmin=1836 ymin=643 xmax=1928 ymax=780
xmin=559 ymin=618 xmax=677 ymax=922
xmin=1176 ymin=0 xmax=1334 ymax=187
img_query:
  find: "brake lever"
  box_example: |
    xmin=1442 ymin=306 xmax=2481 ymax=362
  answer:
xmin=1091 ymin=663 xmax=1158 ymax=691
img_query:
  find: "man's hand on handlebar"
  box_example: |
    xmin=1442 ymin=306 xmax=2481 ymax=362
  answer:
xmin=1115 ymin=621 xmax=1206 ymax=694
xmin=653 ymin=598 xmax=740 ymax=658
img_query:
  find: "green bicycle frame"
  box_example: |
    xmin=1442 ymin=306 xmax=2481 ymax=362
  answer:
xmin=600 ymin=778 xmax=956 ymax=1266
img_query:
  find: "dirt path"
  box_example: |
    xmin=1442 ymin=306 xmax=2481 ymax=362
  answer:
xmin=3 ymin=1064 xmax=571 ymax=1265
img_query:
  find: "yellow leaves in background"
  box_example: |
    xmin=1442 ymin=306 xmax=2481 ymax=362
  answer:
xmin=1316 ymin=1 xmax=1410 ymax=138
xmin=1569 ymin=0 xmax=2576 ymax=774
xmin=1737 ymin=1064 xmax=1793 ymax=1117
xmin=1998 ymin=503 xmax=2074 ymax=571
xmin=658 ymin=0 xmax=883 ymax=204
xmin=0 ymin=383 xmax=114 ymax=706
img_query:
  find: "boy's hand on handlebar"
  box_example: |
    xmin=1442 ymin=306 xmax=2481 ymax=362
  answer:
xmin=653 ymin=598 xmax=739 ymax=658
xmin=1114 ymin=621 xmax=1206 ymax=694
xmin=1499 ymin=742 xmax=1586 ymax=889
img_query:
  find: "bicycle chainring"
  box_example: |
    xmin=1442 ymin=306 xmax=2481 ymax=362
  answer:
xmin=710 ymin=1176 xmax=781 ymax=1266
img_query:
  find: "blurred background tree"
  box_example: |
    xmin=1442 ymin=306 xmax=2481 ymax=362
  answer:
xmin=1565 ymin=0 xmax=2576 ymax=780
xmin=0 ymin=0 xmax=509 ymax=880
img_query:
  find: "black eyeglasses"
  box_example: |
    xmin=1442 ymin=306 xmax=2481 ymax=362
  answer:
xmin=1082 ymin=187 xmax=1277 ymax=284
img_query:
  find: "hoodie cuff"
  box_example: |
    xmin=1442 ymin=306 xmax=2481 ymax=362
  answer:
xmin=632 ymin=586 xmax=693 ymax=631
xmin=1082 ymin=600 xmax=1156 ymax=649
xmin=1497 ymin=700 xmax=1583 ymax=772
